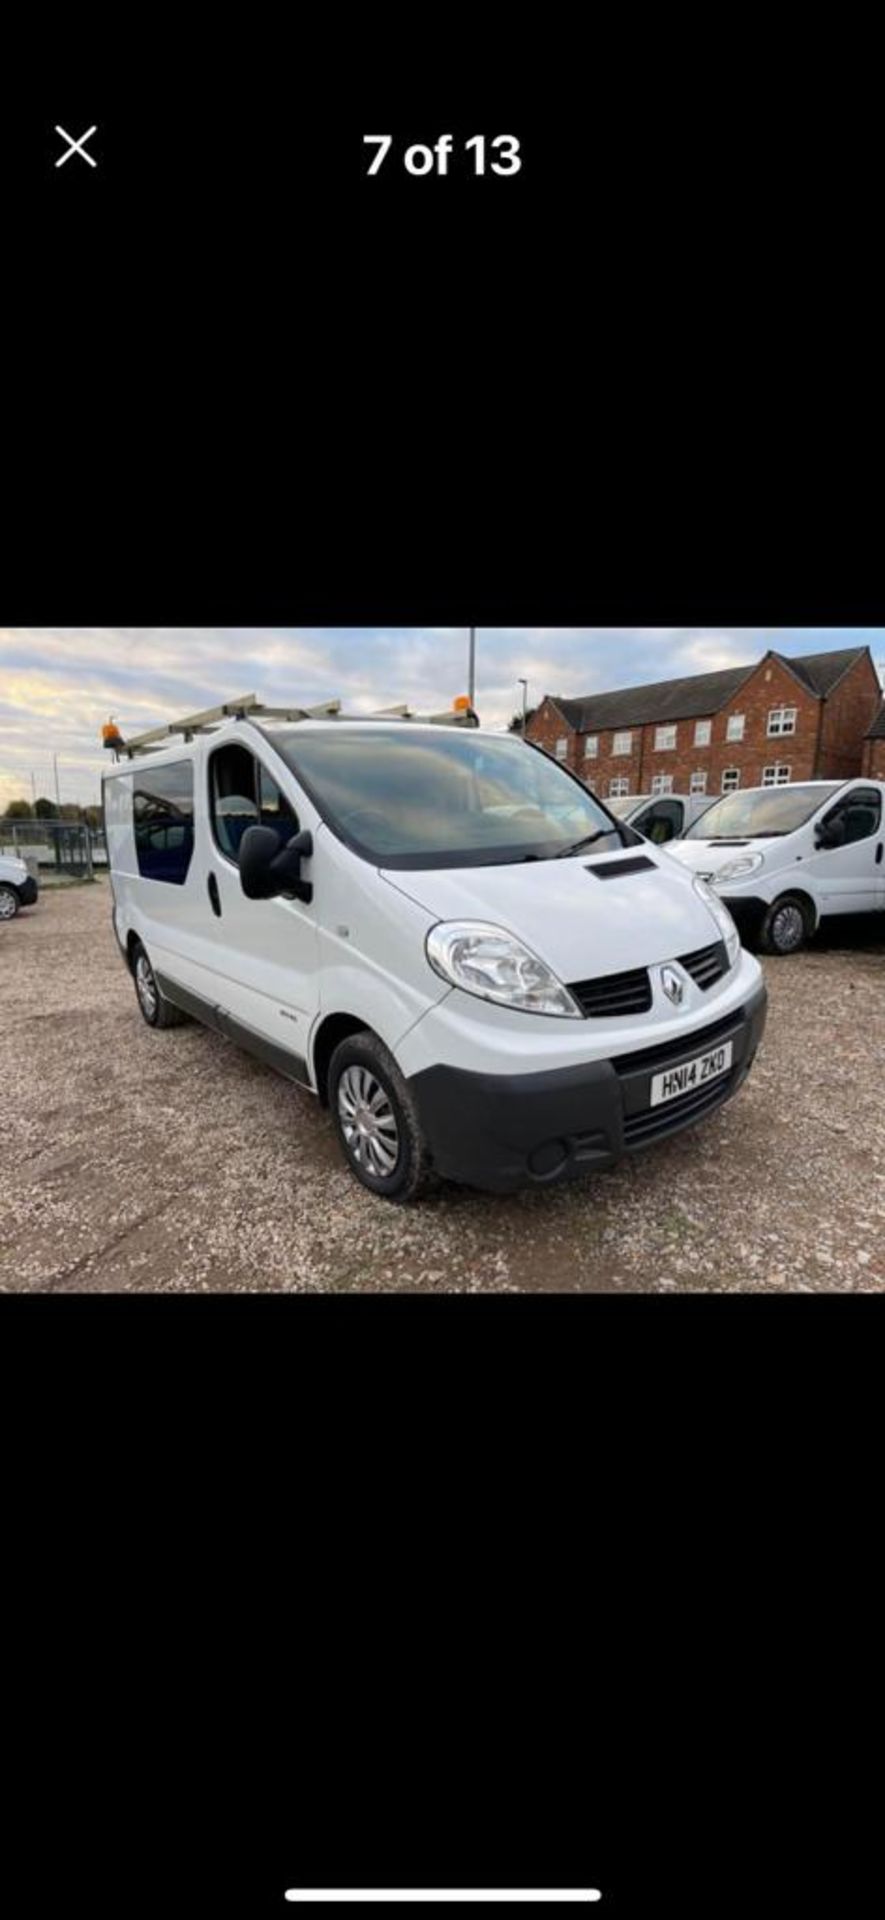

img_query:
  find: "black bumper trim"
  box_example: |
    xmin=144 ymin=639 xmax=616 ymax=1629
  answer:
xmin=408 ymin=981 xmax=768 ymax=1194
xmin=17 ymin=876 xmax=39 ymax=906
xmin=718 ymin=895 xmax=768 ymax=945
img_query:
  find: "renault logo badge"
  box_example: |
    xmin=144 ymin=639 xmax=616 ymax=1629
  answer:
xmin=661 ymin=965 xmax=684 ymax=1006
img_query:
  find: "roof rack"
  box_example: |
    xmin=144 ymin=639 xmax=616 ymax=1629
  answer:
xmin=113 ymin=693 xmax=479 ymax=757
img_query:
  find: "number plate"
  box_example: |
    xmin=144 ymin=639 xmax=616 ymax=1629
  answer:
xmin=650 ymin=1040 xmax=733 ymax=1108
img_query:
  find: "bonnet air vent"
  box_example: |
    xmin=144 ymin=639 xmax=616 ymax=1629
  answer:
xmin=586 ymin=856 xmax=656 ymax=879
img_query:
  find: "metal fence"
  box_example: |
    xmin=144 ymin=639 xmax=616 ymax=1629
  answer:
xmin=0 ymin=820 xmax=95 ymax=880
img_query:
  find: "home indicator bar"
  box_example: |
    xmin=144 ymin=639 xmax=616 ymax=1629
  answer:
xmin=284 ymin=1895 xmax=603 ymax=1906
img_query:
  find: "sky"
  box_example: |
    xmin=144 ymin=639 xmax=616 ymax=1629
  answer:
xmin=1 ymin=627 xmax=884 ymax=810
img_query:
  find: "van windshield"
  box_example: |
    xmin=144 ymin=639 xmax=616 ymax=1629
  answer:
xmin=684 ymin=783 xmax=842 ymax=840
xmin=267 ymin=727 xmax=626 ymax=868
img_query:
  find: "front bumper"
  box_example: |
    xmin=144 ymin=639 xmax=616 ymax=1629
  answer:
xmin=17 ymin=875 xmax=38 ymax=906
xmin=409 ymin=979 xmax=768 ymax=1194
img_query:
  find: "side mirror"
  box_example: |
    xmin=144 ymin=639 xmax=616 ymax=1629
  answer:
xmin=239 ymin=826 xmax=313 ymax=903
xmin=815 ymin=821 xmax=838 ymax=850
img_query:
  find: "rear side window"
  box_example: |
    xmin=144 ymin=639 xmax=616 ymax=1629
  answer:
xmin=133 ymin=761 xmax=194 ymax=886
xmin=210 ymin=743 xmax=299 ymax=863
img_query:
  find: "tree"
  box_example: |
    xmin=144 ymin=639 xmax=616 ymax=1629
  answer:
xmin=508 ymin=706 xmax=538 ymax=734
xmin=82 ymin=805 xmax=102 ymax=831
xmin=34 ymin=797 xmax=59 ymax=819
xmin=3 ymin=799 xmax=33 ymax=819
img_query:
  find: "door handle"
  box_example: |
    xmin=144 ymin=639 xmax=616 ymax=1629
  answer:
xmin=208 ymin=873 xmax=222 ymax=917
xmin=876 ymin=843 xmax=883 ymax=865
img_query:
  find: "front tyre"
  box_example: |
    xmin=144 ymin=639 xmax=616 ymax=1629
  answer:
xmin=132 ymin=941 xmax=188 ymax=1028
xmin=0 ymin=885 xmax=21 ymax=920
xmin=758 ymin=894 xmax=811 ymax=955
xmin=329 ymin=1031 xmax=433 ymax=1202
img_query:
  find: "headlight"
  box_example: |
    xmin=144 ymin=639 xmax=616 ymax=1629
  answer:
xmin=692 ymin=875 xmax=740 ymax=967
xmin=426 ymin=920 xmax=582 ymax=1018
xmin=714 ymin=853 xmax=764 ymax=882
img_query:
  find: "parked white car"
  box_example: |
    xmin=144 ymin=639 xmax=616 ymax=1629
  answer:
xmin=607 ymin=792 xmax=716 ymax=843
xmin=667 ymin=779 xmax=885 ymax=953
xmin=0 ymin=852 xmax=38 ymax=920
xmin=103 ymin=710 xmax=767 ymax=1199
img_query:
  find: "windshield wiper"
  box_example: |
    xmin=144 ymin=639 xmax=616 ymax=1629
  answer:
xmin=553 ymin=830 xmax=611 ymax=859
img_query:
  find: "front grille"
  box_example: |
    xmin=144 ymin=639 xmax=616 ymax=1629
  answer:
xmin=623 ymin=1070 xmax=737 ymax=1146
xmin=612 ymin=1009 xmax=745 ymax=1075
xmin=677 ymin=939 xmax=729 ymax=991
xmin=570 ymin=966 xmax=652 ymax=1018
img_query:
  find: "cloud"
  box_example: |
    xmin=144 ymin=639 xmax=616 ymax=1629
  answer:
xmin=0 ymin=627 xmax=881 ymax=810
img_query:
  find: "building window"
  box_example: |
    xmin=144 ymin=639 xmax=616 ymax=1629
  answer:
xmin=584 ymin=734 xmax=599 ymax=759
xmin=767 ymin=707 xmax=797 ymax=736
xmin=726 ymin=713 xmax=745 ymax=743
xmin=133 ymin=759 xmax=195 ymax=886
xmin=555 ymin=736 xmax=568 ymax=760
xmin=612 ymin=730 xmax=633 ymax=757
xmin=609 ymin=777 xmax=630 ymax=798
xmin=650 ymin=774 xmax=674 ymax=796
xmin=654 ymin=724 xmax=677 ymax=751
xmin=762 ymin=764 xmax=792 ymax=786
xmin=689 ymin=770 xmax=707 ymax=794
xmin=721 ymin=767 xmax=741 ymax=793
xmin=694 ymin=719 xmax=712 ymax=747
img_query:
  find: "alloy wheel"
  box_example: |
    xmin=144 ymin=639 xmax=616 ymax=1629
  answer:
xmin=771 ymin=902 xmax=805 ymax=952
xmin=337 ymin=1063 xmax=400 ymax=1177
xmin=135 ymin=951 xmax=159 ymax=1019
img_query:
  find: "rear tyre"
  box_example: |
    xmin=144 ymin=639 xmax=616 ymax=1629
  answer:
xmin=757 ymin=894 xmax=812 ymax=955
xmin=132 ymin=941 xmax=188 ymax=1028
xmin=0 ymin=885 xmax=21 ymax=920
xmin=328 ymin=1030 xmax=434 ymax=1202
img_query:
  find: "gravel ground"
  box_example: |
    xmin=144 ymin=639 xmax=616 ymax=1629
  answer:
xmin=2 ymin=881 xmax=884 ymax=1292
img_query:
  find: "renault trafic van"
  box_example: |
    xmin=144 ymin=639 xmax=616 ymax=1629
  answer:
xmin=103 ymin=702 xmax=767 ymax=1200
xmin=606 ymin=792 xmax=715 ymax=844
xmin=668 ymin=779 xmax=885 ymax=953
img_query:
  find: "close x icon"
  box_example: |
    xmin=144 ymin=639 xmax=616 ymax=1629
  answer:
xmin=54 ymin=125 xmax=98 ymax=169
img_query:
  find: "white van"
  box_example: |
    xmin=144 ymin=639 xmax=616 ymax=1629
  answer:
xmin=102 ymin=701 xmax=767 ymax=1200
xmin=668 ymin=779 xmax=885 ymax=953
xmin=606 ymin=792 xmax=716 ymax=844
xmin=0 ymin=852 xmax=38 ymax=920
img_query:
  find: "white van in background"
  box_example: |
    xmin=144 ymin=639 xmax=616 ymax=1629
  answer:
xmin=606 ymin=792 xmax=716 ymax=844
xmin=103 ymin=701 xmax=767 ymax=1200
xmin=0 ymin=852 xmax=39 ymax=920
xmin=668 ymin=779 xmax=885 ymax=953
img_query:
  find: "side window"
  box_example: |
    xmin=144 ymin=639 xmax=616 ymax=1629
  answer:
xmin=259 ymin=764 xmax=299 ymax=840
xmin=210 ymin=744 xmax=299 ymax=863
xmin=133 ymin=760 xmax=194 ymax=885
xmin=820 ymin=789 xmax=882 ymax=848
xmin=210 ymin=744 xmax=260 ymax=861
xmin=641 ymin=800 xmax=683 ymax=843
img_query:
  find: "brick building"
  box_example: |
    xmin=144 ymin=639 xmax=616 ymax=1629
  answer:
xmin=527 ymin=645 xmax=882 ymax=802
xmin=861 ymin=700 xmax=885 ymax=779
